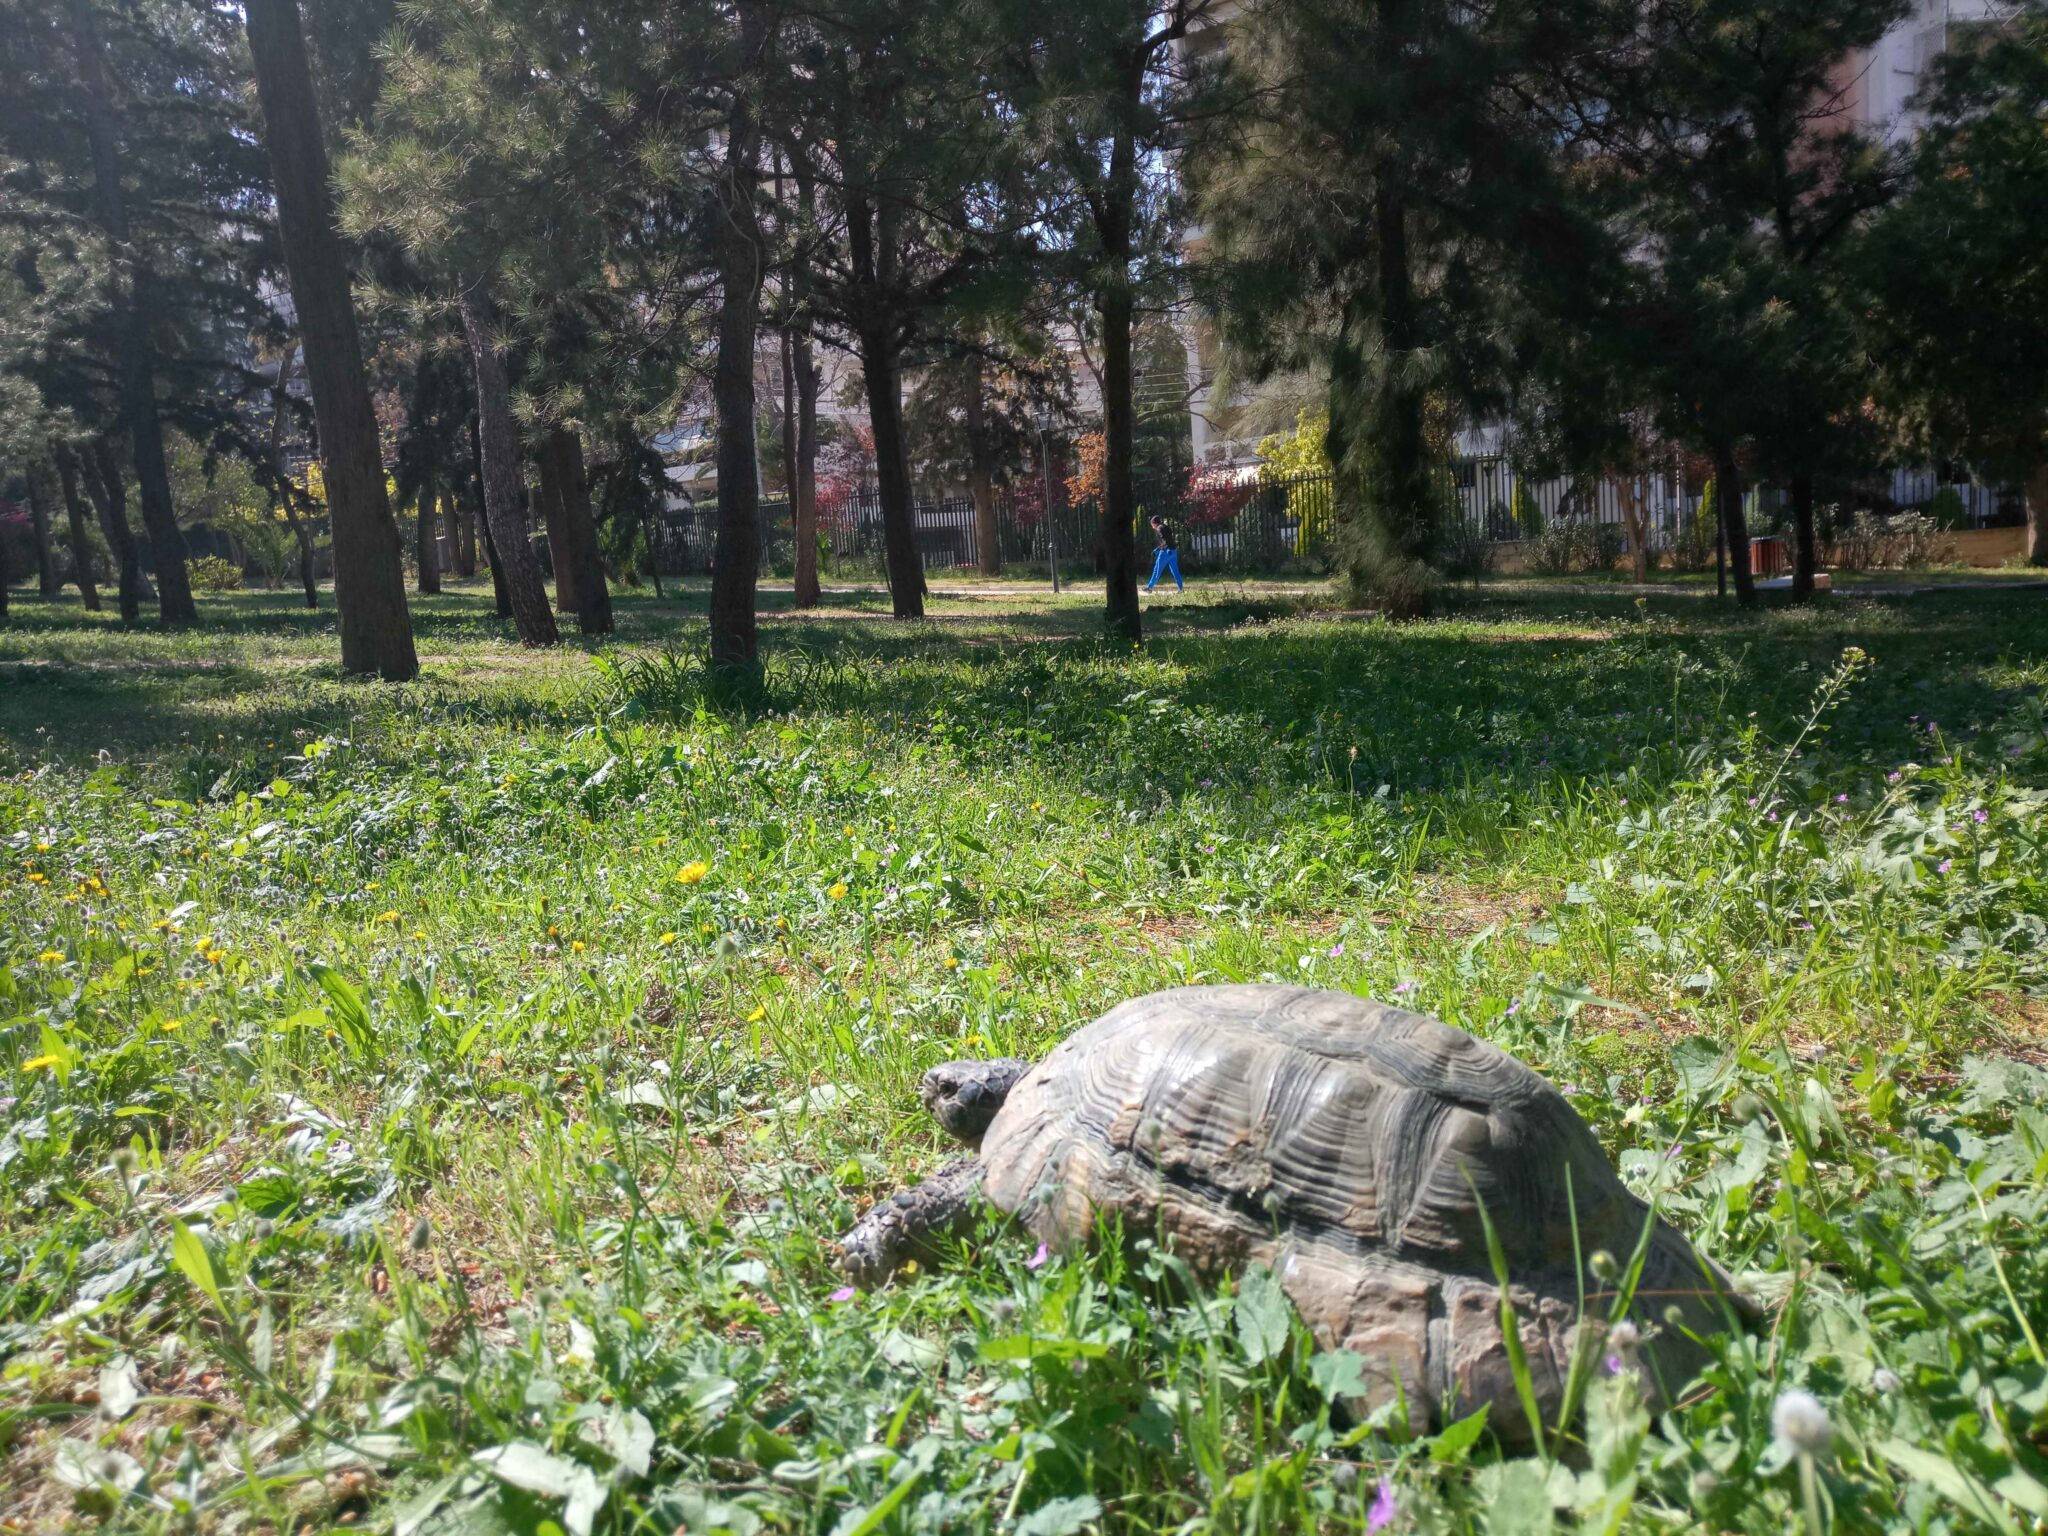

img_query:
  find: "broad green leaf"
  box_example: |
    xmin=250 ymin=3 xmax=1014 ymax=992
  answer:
xmin=168 ymin=1217 xmax=224 ymax=1312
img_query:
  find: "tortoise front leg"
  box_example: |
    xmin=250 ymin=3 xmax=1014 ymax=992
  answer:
xmin=837 ymin=1158 xmax=992 ymax=1286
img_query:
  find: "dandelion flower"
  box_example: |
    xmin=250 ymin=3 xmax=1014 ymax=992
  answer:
xmin=22 ymin=1055 xmax=60 ymax=1071
xmin=376 ymin=910 xmax=401 ymax=925
xmin=829 ymin=882 xmax=848 ymax=901
xmin=1771 ymin=1389 xmax=1833 ymax=1456
xmin=571 ymin=940 xmax=587 ymax=953
xmin=160 ymin=1020 xmax=182 ymax=1033
xmin=747 ymin=1006 xmax=766 ymax=1023
xmin=36 ymin=949 xmax=65 ymax=964
xmin=943 ymin=956 xmax=960 ymax=970
xmin=675 ymin=860 xmax=710 ymax=885
xmin=657 ymin=932 xmax=677 ymax=946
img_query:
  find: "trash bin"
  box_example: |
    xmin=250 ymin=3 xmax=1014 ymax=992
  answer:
xmin=1749 ymin=536 xmax=1787 ymax=577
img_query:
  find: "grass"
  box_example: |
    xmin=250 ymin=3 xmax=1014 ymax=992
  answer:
xmin=2 ymin=577 xmax=2045 ymax=1535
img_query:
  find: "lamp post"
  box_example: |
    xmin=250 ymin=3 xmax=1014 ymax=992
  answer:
xmin=1036 ymin=408 xmax=1060 ymax=593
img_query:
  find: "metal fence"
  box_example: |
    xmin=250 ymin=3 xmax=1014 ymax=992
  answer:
xmin=649 ymin=454 xmax=2019 ymax=578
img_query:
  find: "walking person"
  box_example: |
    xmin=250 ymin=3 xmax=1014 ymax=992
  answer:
xmin=1145 ymin=514 xmax=1184 ymax=593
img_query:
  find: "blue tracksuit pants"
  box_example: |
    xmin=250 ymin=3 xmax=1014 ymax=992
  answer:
xmin=1146 ymin=549 xmax=1183 ymax=590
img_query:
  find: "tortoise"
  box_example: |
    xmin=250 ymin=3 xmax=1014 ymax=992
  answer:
xmin=839 ymin=985 xmax=1750 ymax=1435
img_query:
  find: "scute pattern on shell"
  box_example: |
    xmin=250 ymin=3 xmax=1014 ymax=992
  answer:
xmin=978 ymin=985 xmax=1743 ymax=1433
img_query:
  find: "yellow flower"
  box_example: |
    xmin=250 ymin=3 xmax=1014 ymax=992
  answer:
xmin=375 ymin=910 xmax=400 ymax=925
xmin=942 ymin=956 xmax=960 ymax=970
xmin=828 ymin=882 xmax=848 ymax=901
xmin=27 ymin=872 xmax=47 ymax=885
xmin=152 ymin=918 xmax=177 ymax=932
xmin=367 ymin=882 xmax=380 ymax=892
xmin=62 ymin=894 xmax=80 ymax=906
xmin=675 ymin=860 xmax=710 ymax=885
xmin=205 ymin=949 xmax=226 ymax=966
xmin=842 ymin=824 xmax=856 ymax=838
xmin=193 ymin=935 xmax=212 ymax=952
xmin=774 ymin=917 xmax=789 ymax=931
xmin=656 ymin=932 xmax=677 ymax=946
xmin=160 ymin=1020 xmax=182 ymax=1033
xmin=22 ymin=1055 xmax=59 ymax=1071
xmin=136 ymin=966 xmax=155 ymax=977
xmin=571 ymin=940 xmax=587 ymax=953
xmin=746 ymin=1006 xmax=766 ymax=1023
xmin=411 ymin=930 xmax=427 ymax=940
xmin=36 ymin=949 xmax=65 ymax=964
xmin=35 ymin=841 xmax=51 ymax=853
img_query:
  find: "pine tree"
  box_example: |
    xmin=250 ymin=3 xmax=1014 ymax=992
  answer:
xmin=246 ymin=0 xmax=418 ymax=678
xmin=1861 ymin=2 xmax=2048 ymax=566
xmin=1194 ymin=0 xmax=1605 ymax=615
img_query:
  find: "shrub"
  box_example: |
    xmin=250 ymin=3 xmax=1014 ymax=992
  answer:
xmin=186 ymin=554 xmax=244 ymax=591
xmin=1927 ymin=485 xmax=1968 ymax=529
xmin=1832 ymin=509 xmax=1952 ymax=571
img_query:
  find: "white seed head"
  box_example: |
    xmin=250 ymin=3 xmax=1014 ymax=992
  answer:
xmin=1771 ymin=1389 xmax=1834 ymax=1456
xmin=1607 ymin=1321 xmax=1641 ymax=1351
xmin=1872 ymin=1368 xmax=1902 ymax=1395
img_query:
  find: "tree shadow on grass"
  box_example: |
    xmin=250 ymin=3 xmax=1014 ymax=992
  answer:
xmin=6 ymin=587 xmax=2042 ymax=804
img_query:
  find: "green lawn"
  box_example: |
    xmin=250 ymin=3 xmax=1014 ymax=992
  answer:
xmin=2 ymin=580 xmax=2045 ymax=1534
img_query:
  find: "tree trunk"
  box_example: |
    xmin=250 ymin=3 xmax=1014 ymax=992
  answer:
xmin=266 ymin=350 xmax=320 ymax=608
xmin=548 ymin=427 xmax=611 ymax=634
xmin=1619 ymin=474 xmax=1651 ymax=585
xmin=2025 ymin=465 xmax=2048 ymax=567
xmin=859 ymin=326 xmax=926 ymax=618
xmin=793 ymin=327 xmax=821 ymax=606
xmin=454 ymin=496 xmax=478 ymax=578
xmin=1789 ymin=472 xmax=1817 ymax=599
xmin=534 ymin=441 xmax=577 ymax=615
xmin=1711 ymin=443 xmax=1756 ymax=606
xmin=416 ymin=480 xmax=441 ymax=594
xmin=790 ymin=159 xmax=822 ymax=610
xmin=710 ymin=38 xmax=766 ymax=666
xmin=50 ymin=443 xmax=102 ymax=612
xmin=25 ymin=455 xmax=60 ymax=597
xmin=458 ymin=281 xmax=559 ymax=646
xmin=967 ymin=363 xmax=1002 ymax=576
xmin=83 ymin=439 xmax=146 ymax=620
xmin=67 ymin=0 xmax=195 ymax=628
xmin=470 ymin=416 xmax=511 ymax=615
xmin=1096 ymin=113 xmax=1143 ymax=643
xmin=247 ymin=0 xmax=417 ymax=677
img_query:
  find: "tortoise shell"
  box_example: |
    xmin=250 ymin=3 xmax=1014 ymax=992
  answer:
xmin=977 ymin=985 xmax=1742 ymax=1432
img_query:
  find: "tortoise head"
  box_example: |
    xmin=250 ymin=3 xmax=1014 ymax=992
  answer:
xmin=919 ymin=1058 xmax=1032 ymax=1148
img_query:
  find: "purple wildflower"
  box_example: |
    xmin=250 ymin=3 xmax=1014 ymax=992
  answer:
xmin=1505 ymin=998 xmax=1521 ymax=1016
xmin=1888 ymin=771 xmax=1902 ymax=783
xmin=1027 ymin=1242 xmax=1050 ymax=1269
xmin=1393 ymin=980 xmax=1417 ymax=995
xmin=1836 ymin=794 xmax=1849 ymax=803
xmin=1328 ymin=942 xmax=1345 ymax=959
xmin=1937 ymin=859 xmax=1953 ymax=875
xmin=1368 ymin=1478 xmax=1397 ymax=1531
xmin=1605 ymin=1352 xmax=1625 ymax=1375
xmin=1973 ymin=809 xmax=1988 ymax=824
xmin=828 ymin=1286 xmax=857 ymax=1303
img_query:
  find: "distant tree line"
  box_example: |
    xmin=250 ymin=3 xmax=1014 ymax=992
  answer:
xmin=0 ymin=0 xmax=2042 ymax=666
